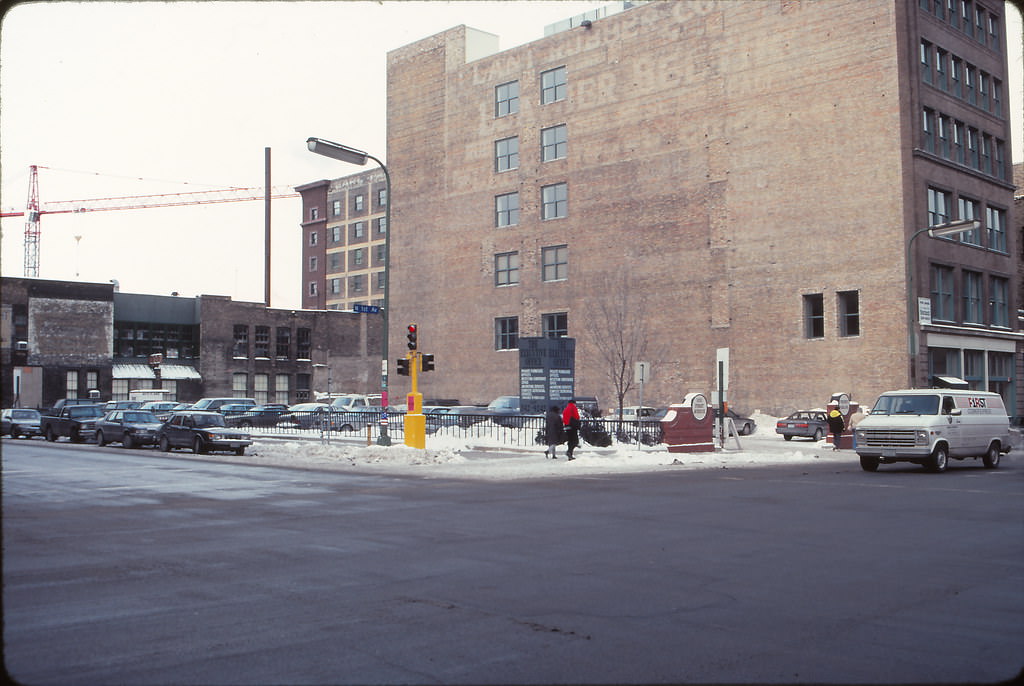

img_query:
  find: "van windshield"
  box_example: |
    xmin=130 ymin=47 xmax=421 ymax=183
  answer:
xmin=870 ymin=395 xmax=939 ymax=416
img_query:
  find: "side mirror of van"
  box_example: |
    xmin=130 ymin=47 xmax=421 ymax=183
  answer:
xmin=950 ymin=408 xmax=962 ymax=416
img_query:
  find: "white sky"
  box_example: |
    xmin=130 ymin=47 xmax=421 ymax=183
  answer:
xmin=1 ymin=1 xmax=1021 ymax=310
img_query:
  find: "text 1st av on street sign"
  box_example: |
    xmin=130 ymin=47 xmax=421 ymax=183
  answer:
xmin=353 ymin=304 xmax=381 ymax=314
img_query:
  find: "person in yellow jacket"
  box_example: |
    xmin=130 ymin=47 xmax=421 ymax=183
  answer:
xmin=827 ymin=409 xmax=846 ymax=451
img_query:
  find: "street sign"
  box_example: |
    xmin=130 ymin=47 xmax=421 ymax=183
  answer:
xmin=634 ymin=361 xmax=650 ymax=384
xmin=353 ymin=304 xmax=381 ymax=314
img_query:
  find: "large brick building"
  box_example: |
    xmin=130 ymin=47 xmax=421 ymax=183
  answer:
xmin=370 ymin=0 xmax=1019 ymax=417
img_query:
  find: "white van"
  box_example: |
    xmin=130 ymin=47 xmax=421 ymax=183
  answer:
xmin=854 ymin=389 xmax=1011 ymax=473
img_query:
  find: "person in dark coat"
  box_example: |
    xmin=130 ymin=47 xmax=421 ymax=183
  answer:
xmin=562 ymin=401 xmax=581 ymax=460
xmin=544 ymin=406 xmax=564 ymax=459
xmin=827 ymin=409 xmax=846 ymax=451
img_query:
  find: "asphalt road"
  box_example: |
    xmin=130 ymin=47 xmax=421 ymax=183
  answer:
xmin=3 ymin=439 xmax=1023 ymax=685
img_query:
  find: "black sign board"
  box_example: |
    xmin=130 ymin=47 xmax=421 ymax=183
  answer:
xmin=519 ymin=337 xmax=575 ymax=415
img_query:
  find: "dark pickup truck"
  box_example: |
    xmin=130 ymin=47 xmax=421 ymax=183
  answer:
xmin=41 ymin=404 xmax=105 ymax=443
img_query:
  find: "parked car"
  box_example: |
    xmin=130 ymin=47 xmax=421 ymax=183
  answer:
xmin=425 ymin=406 xmax=487 ymax=431
xmin=606 ymin=406 xmax=658 ymax=422
xmin=2 ymin=408 xmax=42 ymax=438
xmin=190 ymin=397 xmax=257 ymax=412
xmin=102 ymin=400 xmax=142 ymax=412
xmin=776 ymin=410 xmax=829 ymax=441
xmin=486 ymin=396 xmax=527 ymax=427
xmin=139 ymin=401 xmax=179 ymax=422
xmin=224 ymin=404 xmax=291 ymax=428
xmin=711 ymin=407 xmax=757 ymax=436
xmin=277 ymin=403 xmax=377 ymax=431
xmin=95 ymin=409 xmax=164 ymax=448
xmin=41 ymin=404 xmax=105 ymax=443
xmin=572 ymin=396 xmax=601 ymax=417
xmin=157 ymin=411 xmax=252 ymax=455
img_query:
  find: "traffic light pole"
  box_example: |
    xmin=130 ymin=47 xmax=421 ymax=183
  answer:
xmin=405 ymin=351 xmax=425 ymax=449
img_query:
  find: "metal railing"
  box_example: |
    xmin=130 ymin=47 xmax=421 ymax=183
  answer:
xmin=227 ymin=409 xmax=666 ymax=448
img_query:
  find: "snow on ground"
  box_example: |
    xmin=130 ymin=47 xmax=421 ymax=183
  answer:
xmin=183 ymin=411 xmax=860 ymax=480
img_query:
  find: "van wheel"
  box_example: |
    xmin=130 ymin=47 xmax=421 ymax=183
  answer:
xmin=928 ymin=445 xmax=948 ymax=473
xmin=860 ymin=455 xmax=880 ymax=472
xmin=982 ymin=443 xmax=1001 ymax=469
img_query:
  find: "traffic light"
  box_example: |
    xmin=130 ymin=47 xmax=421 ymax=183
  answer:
xmin=396 ymin=358 xmax=410 ymax=376
xmin=421 ymin=353 xmax=435 ymax=372
xmin=406 ymin=323 xmax=418 ymax=351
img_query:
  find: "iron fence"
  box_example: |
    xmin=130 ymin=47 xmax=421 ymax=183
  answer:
xmin=234 ymin=409 xmax=665 ymax=448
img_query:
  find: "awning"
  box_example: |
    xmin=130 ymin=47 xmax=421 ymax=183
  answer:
xmin=112 ymin=363 xmax=202 ymax=380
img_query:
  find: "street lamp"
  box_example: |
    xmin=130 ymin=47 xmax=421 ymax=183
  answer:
xmin=307 ymin=136 xmax=392 ymax=445
xmin=905 ymin=218 xmax=980 ymax=385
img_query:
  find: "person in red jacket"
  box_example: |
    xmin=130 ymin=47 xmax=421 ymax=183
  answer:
xmin=562 ymin=400 xmax=580 ymax=460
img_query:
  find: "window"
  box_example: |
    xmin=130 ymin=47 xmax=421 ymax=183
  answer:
xmin=353 ymin=194 xmax=365 ymax=212
xmin=989 ymin=352 xmax=1013 ymax=403
xmin=296 ymin=328 xmax=311 ymax=359
xmin=935 ymin=48 xmax=947 ymax=90
xmin=991 ymin=78 xmax=1002 ymax=116
xmin=275 ymin=374 xmax=290 ymax=405
xmin=495 ymin=317 xmax=519 ymax=350
xmin=994 ymin=140 xmax=1005 ymax=179
xmin=937 ymin=115 xmax=950 ymax=157
xmin=990 ymin=276 xmax=1009 ymax=327
xmin=922 ymin=108 xmax=934 ymax=152
xmin=254 ymin=373 xmax=269 ymax=404
xmin=964 ymin=63 xmax=976 ymax=104
xmin=309 ymin=231 xmax=318 ymax=246
xmin=86 ymin=370 xmax=98 ymax=394
xmin=964 ymin=349 xmax=985 ymax=389
xmin=543 ymin=312 xmax=568 ymax=338
xmin=309 ymin=282 xmax=318 ymax=297
xmin=377 ymin=188 xmax=387 ymax=208
xmin=988 ymin=12 xmax=1000 ymax=50
xmin=65 ymin=370 xmax=78 ymax=399
xmin=963 ymin=270 xmax=983 ymax=323
xmin=541 ymin=124 xmax=568 ymax=162
xmin=375 ymin=244 xmax=386 ymax=264
xmin=541 ymin=182 xmax=568 ymax=220
xmin=542 ymin=245 xmax=568 ymax=282
xmin=329 ymin=252 xmax=341 ymax=271
xmin=330 ymin=278 xmax=341 ymax=295
xmin=233 ymin=325 xmax=249 ymax=358
xmin=920 ymin=40 xmax=932 ymax=83
xmin=495 ymin=252 xmax=520 ymax=286
xmin=350 ymin=275 xmax=363 ymax=293
xmin=837 ymin=291 xmax=860 ymax=337
xmin=957 ymin=196 xmax=981 ymax=244
xmin=930 ymin=264 xmax=955 ymax=321
xmin=980 ymin=134 xmax=991 ymax=174
xmin=353 ymin=248 xmax=364 ymax=266
xmin=331 ymin=226 xmax=342 ymax=243
xmin=352 ymin=222 xmax=366 ymax=239
xmin=276 ymin=327 xmax=290 ymax=359
xmin=332 ymin=200 xmax=341 ymax=217
xmin=978 ymin=71 xmax=988 ymax=110
xmin=233 ymin=372 xmax=248 ymax=397
xmin=953 ymin=121 xmax=965 ymax=163
xmin=950 ymin=56 xmax=962 ymax=97
xmin=309 ymin=256 xmax=318 ymax=272
xmin=310 ymin=207 xmax=319 ymax=221
xmin=961 ymin=0 xmax=973 ymax=36
xmin=927 ymin=187 xmax=950 ymax=226
xmin=495 ymin=80 xmax=519 ymax=117
xmin=803 ymin=294 xmax=824 ymax=339
xmin=985 ymin=206 xmax=1006 ymax=252
xmin=975 ymin=6 xmax=985 ymax=42
xmin=254 ymin=326 xmax=270 ymax=357
xmin=967 ymin=127 xmax=979 ymax=168
xmin=948 ymin=0 xmax=959 ymax=27
xmin=495 ymin=137 xmax=519 ymax=172
xmin=376 ymin=216 xmax=387 ymax=234
xmin=376 ymin=271 xmax=385 ymax=290
xmin=541 ymin=66 xmax=567 ymax=104
xmin=495 ymin=192 xmax=520 ymax=227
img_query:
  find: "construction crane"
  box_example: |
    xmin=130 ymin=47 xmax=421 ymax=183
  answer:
xmin=1 ymin=165 xmax=300 ymax=277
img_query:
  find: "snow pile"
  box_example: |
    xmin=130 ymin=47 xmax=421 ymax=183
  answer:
xmin=179 ymin=410 xmax=861 ymax=480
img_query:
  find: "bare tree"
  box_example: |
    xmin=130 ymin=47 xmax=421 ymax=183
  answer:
xmin=580 ymin=270 xmax=663 ymax=421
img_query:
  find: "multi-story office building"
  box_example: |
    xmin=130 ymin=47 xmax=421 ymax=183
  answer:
xmin=296 ymin=169 xmax=388 ymax=312
xmin=376 ymin=0 xmax=1018 ymax=416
